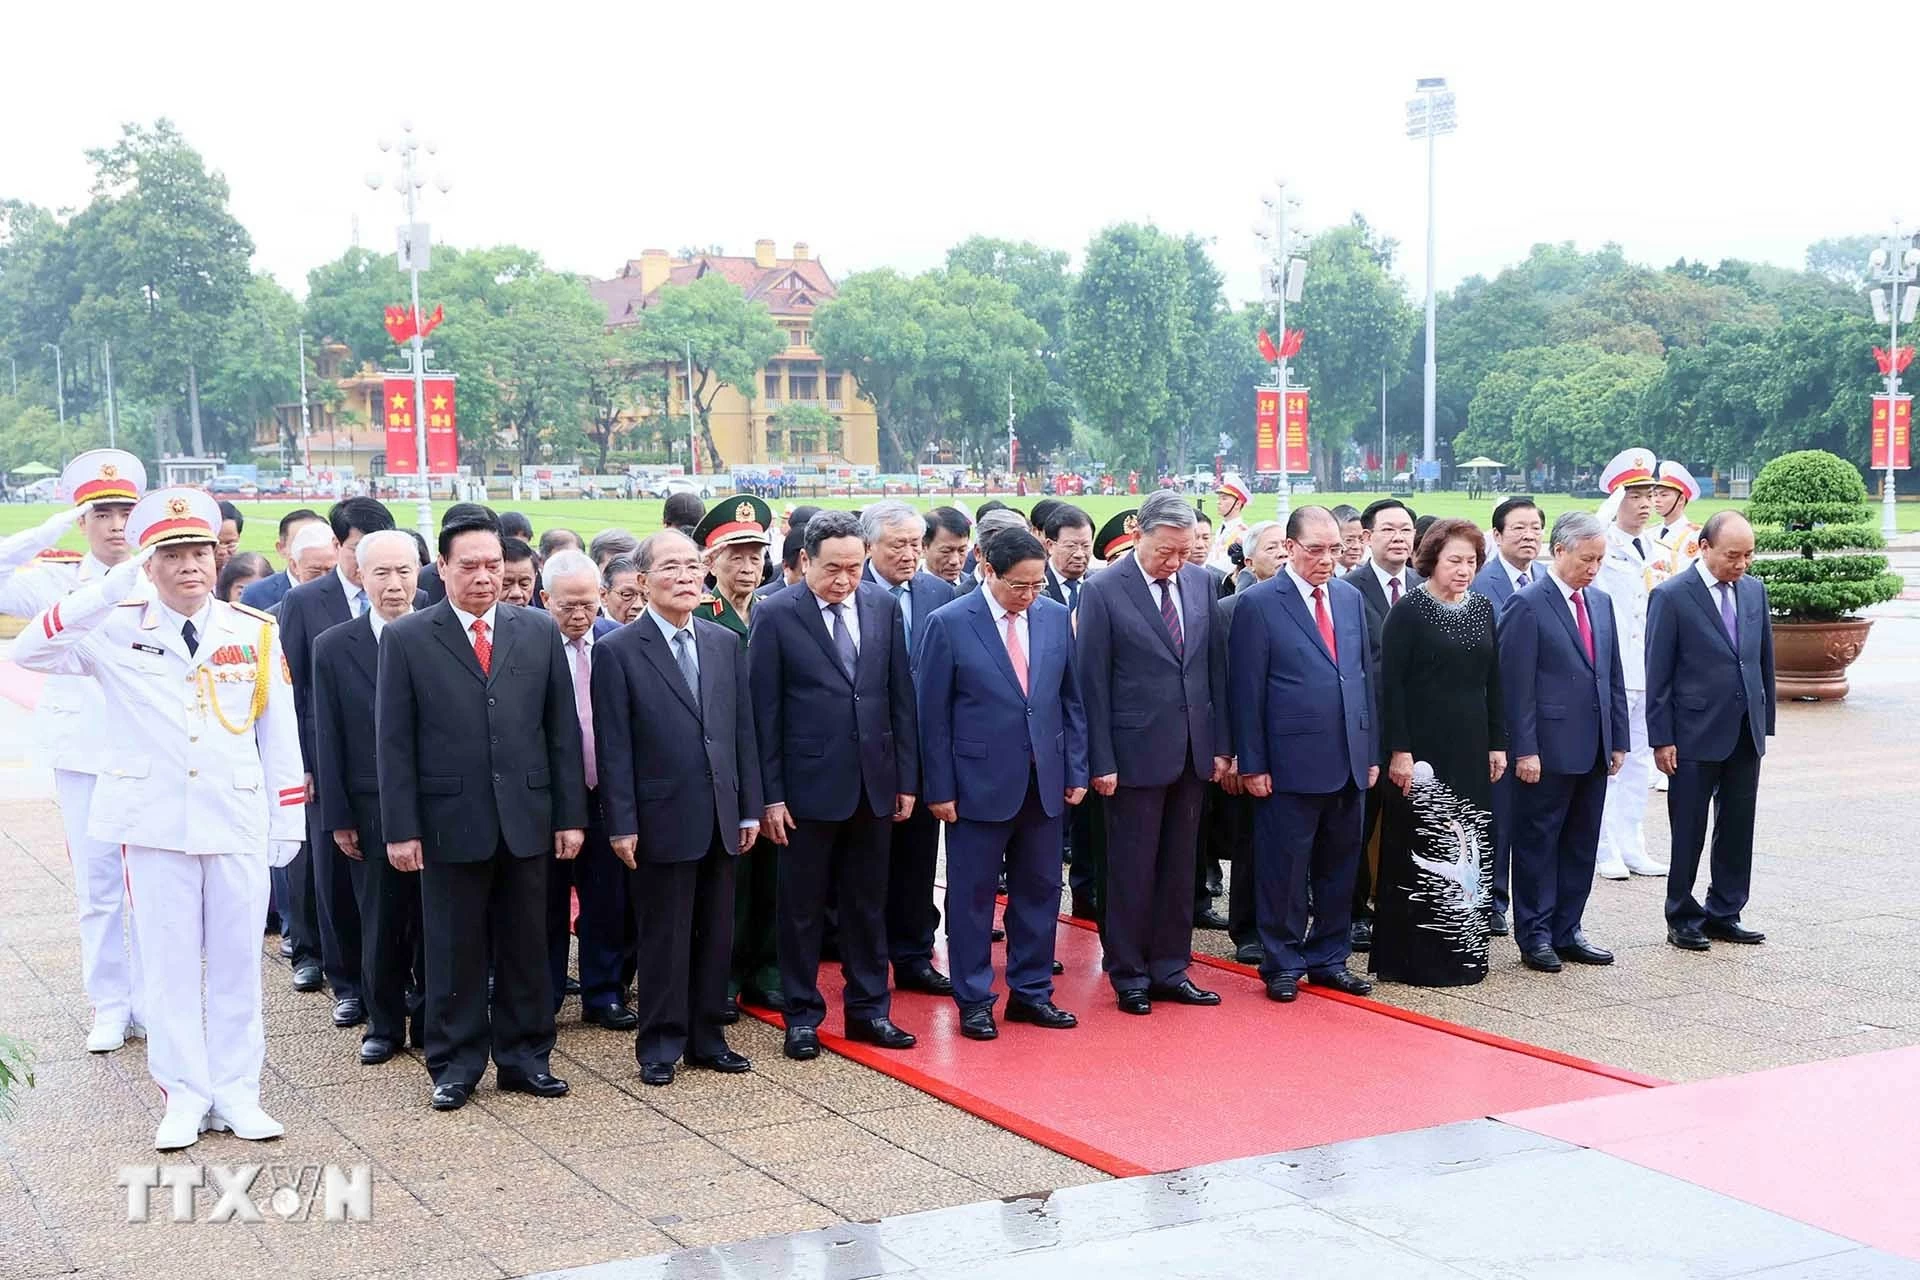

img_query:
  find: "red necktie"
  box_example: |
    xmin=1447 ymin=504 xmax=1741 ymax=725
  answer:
xmin=1571 ymin=590 xmax=1595 ymax=663
xmin=1388 ymin=575 xmax=1401 ymax=605
xmin=471 ymin=618 xmax=492 ymax=676
xmin=1313 ymin=585 xmax=1338 ymax=660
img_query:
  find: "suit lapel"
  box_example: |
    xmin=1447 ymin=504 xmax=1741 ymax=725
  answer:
xmin=855 ymin=587 xmax=886 ymax=683
xmin=695 ymin=623 xmax=723 ymax=726
xmin=431 ymin=605 xmax=487 ymax=684
xmin=1177 ymin=566 xmax=1205 ymax=669
xmin=1684 ymin=572 xmax=1738 ymax=655
xmin=966 ymin=593 xmax=1027 ymax=700
xmin=484 ymin=607 xmax=521 ymax=685
xmin=1277 ymin=575 xmax=1335 ymax=666
xmin=348 ymin=614 xmax=379 ymax=686
xmin=1545 ymin=583 xmax=1593 ymax=669
xmin=1117 ymin=555 xmax=1181 ymax=664
xmin=636 ymin=618 xmax=702 ymax=719
xmin=1351 ymin=569 xmax=1386 ymax=620
xmin=317 ymin=571 xmax=349 ymax=627
xmin=798 ymin=591 xmax=854 ymax=685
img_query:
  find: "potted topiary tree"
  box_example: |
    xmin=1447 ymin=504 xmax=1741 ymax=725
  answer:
xmin=1746 ymin=449 xmax=1905 ymax=700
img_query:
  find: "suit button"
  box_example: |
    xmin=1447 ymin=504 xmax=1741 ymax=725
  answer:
xmin=490 ymin=737 xmax=499 ymax=745
xmin=1026 ymin=708 xmax=1033 ymax=717
xmin=854 ymin=694 xmax=861 ymax=702
xmin=492 ymin=773 xmax=501 ymax=783
xmin=188 ymin=769 xmax=198 ymax=778
xmin=704 ymin=737 xmax=712 ymax=745
xmin=488 ymin=697 xmax=497 ymax=707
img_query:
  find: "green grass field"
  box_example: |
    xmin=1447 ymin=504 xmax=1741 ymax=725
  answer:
xmin=3 ymin=489 xmax=1916 ymax=555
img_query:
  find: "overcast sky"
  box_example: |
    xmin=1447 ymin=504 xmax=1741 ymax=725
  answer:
xmin=3 ymin=1 xmax=1899 ymax=309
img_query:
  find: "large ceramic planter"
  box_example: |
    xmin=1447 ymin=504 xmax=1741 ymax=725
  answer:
xmin=1772 ymin=617 xmax=1875 ymax=701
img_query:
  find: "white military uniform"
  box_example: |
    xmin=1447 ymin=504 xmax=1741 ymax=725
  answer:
xmin=1206 ymin=475 xmax=1252 ymax=573
xmin=1595 ymin=521 xmax=1673 ymax=875
xmin=12 ymin=491 xmax=304 ymax=1149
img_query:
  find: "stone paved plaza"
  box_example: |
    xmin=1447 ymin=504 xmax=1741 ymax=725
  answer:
xmin=3 ymin=559 xmax=1917 ymax=1279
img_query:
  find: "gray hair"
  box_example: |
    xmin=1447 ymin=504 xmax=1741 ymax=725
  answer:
xmin=803 ymin=509 xmax=864 ymax=559
xmin=540 ymin=548 xmax=600 ymax=592
xmin=290 ymin=523 xmax=337 ymax=560
xmin=1137 ymin=490 xmax=1197 ymax=534
xmin=1243 ymin=520 xmax=1281 ymax=548
xmin=588 ymin=527 xmax=639 ymax=564
xmin=860 ymin=499 xmax=921 ymax=545
xmin=353 ymin=528 xmax=416 ymax=572
xmin=1551 ymin=511 xmax=1607 ymax=552
xmin=973 ymin=508 xmax=1028 ymax=557
xmin=633 ymin=530 xmax=696 ymax=573
xmin=601 ymin=554 xmax=638 ymax=585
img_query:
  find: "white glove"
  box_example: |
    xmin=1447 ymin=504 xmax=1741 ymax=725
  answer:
xmin=40 ymin=505 xmax=85 ymax=535
xmin=269 ymin=840 xmax=300 ymax=868
xmin=98 ymin=543 xmax=155 ymax=600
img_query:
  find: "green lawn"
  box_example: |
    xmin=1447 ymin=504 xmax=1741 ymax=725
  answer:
xmin=3 ymin=489 xmax=1917 ymax=556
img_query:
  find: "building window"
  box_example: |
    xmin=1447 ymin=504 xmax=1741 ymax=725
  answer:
xmin=825 ymin=374 xmax=842 ymax=401
xmin=790 ymin=373 xmax=818 ymax=401
xmin=765 ymin=428 xmax=784 ymax=454
xmin=764 ymin=371 xmax=782 ymax=400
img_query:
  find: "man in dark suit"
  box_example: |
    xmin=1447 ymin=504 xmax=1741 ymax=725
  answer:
xmin=1230 ymin=505 xmax=1379 ymax=1003
xmin=280 ymin=497 xmax=399 ymax=1023
xmin=860 ymin=500 xmax=958 ymax=995
xmin=1040 ymin=505 xmax=1093 ymax=615
xmin=918 ymin=529 xmax=1088 ymax=1040
xmin=1342 ymin=498 xmax=1422 ymax=953
xmin=538 ymin=549 xmax=633 ymax=1030
xmin=1209 ymin=520 xmax=1284 ymax=965
xmin=1647 ymin=511 xmax=1774 ymax=952
xmin=313 ymin=530 xmax=428 ymax=1065
xmin=593 ymin=530 xmax=763 ymax=1084
xmin=749 ymin=509 xmax=920 ymax=1061
xmin=239 ymin=508 xmax=326 ymax=611
xmin=1076 ymin=491 xmax=1228 ymax=1015
xmin=1497 ymin=511 xmax=1630 ymax=973
xmin=412 ymin=503 xmax=499 ymax=609
xmin=922 ymin=506 xmax=973 ymax=588
xmin=376 ymin=509 xmax=588 ymax=1110
xmin=1472 ymin=496 xmax=1547 ymax=937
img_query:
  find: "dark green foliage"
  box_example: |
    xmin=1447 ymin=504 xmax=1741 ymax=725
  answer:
xmin=1745 ymin=450 xmax=1903 ymax=621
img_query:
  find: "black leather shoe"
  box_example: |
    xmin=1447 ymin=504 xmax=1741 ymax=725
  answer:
xmin=278 ymin=937 xmax=295 ymax=960
xmin=1266 ymin=976 xmax=1298 ymax=1003
xmin=783 ymin=1026 xmax=821 ymax=1061
xmin=332 ymin=997 xmax=366 ymax=1028
xmin=1667 ymin=926 xmax=1712 ymax=952
xmin=740 ymin=986 xmax=787 ymax=1013
xmin=430 ymin=1082 xmax=471 ymax=1111
xmin=895 ymin=965 xmax=954 ymax=996
xmin=1068 ymin=897 xmax=1097 ymax=922
xmin=359 ymin=1035 xmax=397 ymax=1065
xmin=638 ymin=1062 xmax=675 ymax=1087
xmin=583 ymin=1003 xmax=639 ymax=1031
xmin=1349 ymin=919 xmax=1374 ymax=953
xmin=958 ymin=1007 xmax=998 ymax=1041
xmin=1148 ymin=979 xmax=1221 ymax=1006
xmin=1704 ymin=919 xmax=1766 ymax=945
xmin=1117 ymin=990 xmax=1151 ymax=1015
xmin=1234 ymin=942 xmax=1267 ymax=966
xmin=845 ymin=1017 xmax=917 ymax=1050
xmin=497 ymin=1071 xmax=569 ymax=1098
xmin=1555 ymin=935 xmax=1614 ymax=965
xmin=1005 ymin=1000 xmax=1077 ymax=1029
xmin=685 ymin=1049 xmax=752 ymax=1074
xmin=1522 ymin=946 xmax=1564 ymax=972
xmin=1192 ymin=908 xmax=1229 ymax=931
xmin=1051 ymin=960 xmax=1065 ymax=975
xmin=1488 ymin=911 xmax=1511 ymax=937
xmin=720 ymin=996 xmax=740 ymax=1025
xmin=1310 ymin=969 xmax=1373 ymax=995
xmin=292 ymin=964 xmax=324 ymax=992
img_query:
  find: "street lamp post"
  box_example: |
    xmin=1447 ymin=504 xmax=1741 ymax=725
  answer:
xmin=42 ymin=343 xmax=66 ymax=467
xmin=1867 ymin=223 xmax=1919 ymax=538
xmin=368 ymin=123 xmax=451 ymax=538
xmin=1255 ymin=181 xmax=1304 ymax=523
xmin=1406 ymin=77 xmax=1456 ymax=481
xmin=296 ymin=331 xmax=314 ymax=477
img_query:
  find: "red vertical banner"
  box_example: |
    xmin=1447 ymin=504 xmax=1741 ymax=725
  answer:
xmin=422 ymin=377 xmax=459 ymax=473
xmin=1894 ymin=395 xmax=1912 ymax=469
xmin=1254 ymin=389 xmax=1281 ymax=473
xmin=1283 ymin=389 xmax=1311 ymax=474
xmin=1871 ymin=395 xmax=1911 ymax=469
xmin=383 ymin=378 xmax=418 ymax=474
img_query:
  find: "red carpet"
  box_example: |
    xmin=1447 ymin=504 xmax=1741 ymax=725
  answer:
xmin=1502 ymin=1047 xmax=1920 ymax=1261
xmin=751 ymin=911 xmax=1655 ymax=1176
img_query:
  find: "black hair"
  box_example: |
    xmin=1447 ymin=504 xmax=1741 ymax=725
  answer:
xmin=601 ymin=554 xmax=638 ymax=585
xmin=662 ymin=492 xmax=704 ymax=529
xmin=500 ymin=510 xmax=534 ymax=540
xmin=1491 ymin=497 xmax=1542 ymax=533
xmin=1192 ymin=508 xmax=1213 ymax=528
xmin=217 ymin=500 xmax=244 ymax=532
xmin=1414 ymin=514 xmax=1437 ymax=544
xmin=502 ymin=536 xmax=535 ymax=564
xmin=781 ymin=526 xmax=807 ymax=570
xmin=439 ymin=502 xmax=497 ymax=529
xmin=788 ymin=504 xmax=821 ymax=531
xmin=407 ymin=530 xmax=431 ymax=566
xmin=1329 ymin=504 xmax=1361 ymax=524
xmin=278 ymin=507 xmax=322 ymax=539
xmin=538 ymin=528 xmax=581 ymax=558
xmin=216 ymin=552 xmax=270 ymax=601
xmin=437 ymin=510 xmax=501 ymax=559
xmin=1043 ymin=505 xmax=1092 ymax=540
xmin=975 ymin=499 xmax=1011 ymax=519
xmin=803 ymin=508 xmax=863 ymax=559
xmin=923 ymin=506 xmax=973 ymax=545
xmin=985 ymin=529 xmax=1046 ymax=575
xmin=329 ymin=496 xmax=395 ymax=543
xmin=1028 ymin=497 xmax=1063 ymax=533
xmin=1284 ymin=505 xmax=1338 ymax=540
xmin=1359 ymin=498 xmax=1415 ymax=531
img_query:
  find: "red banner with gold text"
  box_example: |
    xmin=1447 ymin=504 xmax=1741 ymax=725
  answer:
xmin=1254 ymin=389 xmax=1280 ymax=473
xmin=1283 ymin=389 xmax=1310 ymax=474
xmin=1872 ymin=394 xmax=1911 ymax=470
xmin=384 ymin=377 xmax=459 ymax=474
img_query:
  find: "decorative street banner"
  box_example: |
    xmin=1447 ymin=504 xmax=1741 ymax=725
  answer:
xmin=1254 ymin=388 xmax=1281 ymax=473
xmin=384 ymin=376 xmax=459 ymax=474
xmin=1283 ymin=389 xmax=1311 ymax=474
xmin=1872 ymin=393 xmax=1912 ymax=470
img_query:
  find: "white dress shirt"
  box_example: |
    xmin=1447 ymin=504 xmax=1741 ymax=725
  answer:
xmin=155 ymin=597 xmax=215 ymax=652
xmin=647 ymin=608 xmax=753 ymax=832
xmin=1285 ymin=565 xmax=1334 ymax=613
xmin=1694 ymin=558 xmax=1724 ymax=595
xmin=1369 ymin=558 xmax=1410 ymax=602
xmin=1544 ymin=568 xmax=1585 ymax=628
xmin=1496 ymin=554 xmax=1536 ymax=594
xmin=1134 ymin=553 xmax=1184 ymax=634
xmin=450 ymin=602 xmax=499 ymax=652
xmin=337 ymin=564 xmax=367 ymax=617
xmin=813 ymin=591 xmax=860 ymax=651
xmin=369 ymin=609 xmax=389 ymax=642
xmin=995 ymin=603 xmax=1030 ymax=671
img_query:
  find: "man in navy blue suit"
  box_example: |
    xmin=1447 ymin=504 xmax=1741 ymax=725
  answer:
xmin=1647 ymin=511 xmax=1775 ymax=951
xmin=861 ymin=500 xmax=958 ymax=996
xmin=239 ymin=508 xmax=327 ymax=611
xmin=1229 ymin=506 xmax=1379 ymax=1003
xmin=1471 ymin=496 xmax=1547 ymax=937
xmin=918 ymin=529 xmax=1088 ymax=1040
xmin=749 ymin=510 xmax=920 ymax=1061
xmin=1076 ymin=492 xmax=1228 ymax=1016
xmin=1497 ymin=511 xmax=1630 ymax=973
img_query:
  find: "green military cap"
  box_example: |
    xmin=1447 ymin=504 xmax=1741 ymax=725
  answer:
xmin=693 ymin=494 xmax=773 ymax=551
xmin=1096 ymin=509 xmax=1140 ymax=561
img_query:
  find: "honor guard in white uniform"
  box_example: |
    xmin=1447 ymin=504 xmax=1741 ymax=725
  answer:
xmin=1654 ymin=460 xmax=1703 ymax=568
xmin=1206 ymin=473 xmax=1252 ymax=573
xmin=12 ymin=488 xmax=305 ymax=1151
xmin=1594 ymin=448 xmax=1674 ymax=880
xmin=0 ymin=449 xmax=152 ymax=1052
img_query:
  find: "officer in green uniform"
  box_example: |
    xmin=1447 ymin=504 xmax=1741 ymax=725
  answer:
xmin=692 ymin=495 xmax=783 ymax=1014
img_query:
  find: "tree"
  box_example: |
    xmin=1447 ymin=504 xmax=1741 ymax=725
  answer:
xmin=946 ymin=236 xmax=1077 ymax=458
xmin=813 ymin=268 xmax=930 ymax=467
xmin=1066 ymin=223 xmax=1191 ymax=467
xmin=198 ymin=274 xmax=302 ymax=463
xmin=455 ymin=269 xmax=608 ymax=467
xmin=632 ymin=274 xmax=785 ymax=471
xmin=1805 ymin=234 xmax=1878 ymax=293
xmin=581 ymin=325 xmax=665 ymax=475
xmin=771 ymin=402 xmax=840 ymax=456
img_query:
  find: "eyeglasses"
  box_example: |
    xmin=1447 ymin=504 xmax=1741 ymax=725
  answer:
xmin=1292 ymin=543 xmax=1339 ymax=560
xmin=550 ymin=601 xmax=598 ymax=615
xmin=646 ymin=560 xmax=702 ymax=578
xmin=998 ymin=579 xmax=1047 ymax=594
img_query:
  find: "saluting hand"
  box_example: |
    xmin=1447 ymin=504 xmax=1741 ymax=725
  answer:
xmin=762 ymin=802 xmax=796 ymax=846
xmin=387 ymin=839 xmax=424 ymax=873
xmin=554 ymin=828 xmax=584 ymax=861
xmin=334 ymin=829 xmax=362 ymax=861
xmin=611 ymin=835 xmax=638 ymax=869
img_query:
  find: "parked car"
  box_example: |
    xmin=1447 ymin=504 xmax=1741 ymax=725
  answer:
xmin=209 ymin=474 xmax=259 ymax=498
xmin=647 ymin=476 xmax=716 ymax=500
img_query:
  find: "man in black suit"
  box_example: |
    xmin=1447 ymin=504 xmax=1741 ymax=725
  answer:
xmin=860 ymin=500 xmax=957 ymax=996
xmin=593 ymin=530 xmax=763 ymax=1085
xmin=1647 ymin=512 xmax=1775 ymax=952
xmin=313 ymin=530 xmax=428 ymax=1065
xmin=1341 ymin=498 xmax=1422 ymax=953
xmin=413 ymin=503 xmax=499 ymax=608
xmin=1209 ymin=520 xmax=1284 ymax=964
xmin=280 ymin=497 xmax=399 ymax=1022
xmin=922 ymin=506 xmax=973 ymax=588
xmin=1041 ymin=504 xmax=1098 ymax=918
xmin=376 ymin=509 xmax=588 ymax=1110
xmin=748 ymin=509 xmax=920 ymax=1061
xmin=1076 ymin=492 xmax=1228 ymax=1015
xmin=538 ymin=549 xmax=632 ymax=1030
